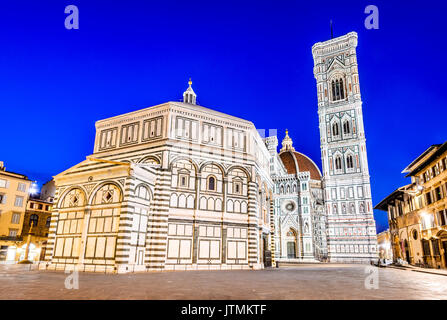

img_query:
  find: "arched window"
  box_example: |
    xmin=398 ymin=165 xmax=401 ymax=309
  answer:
xmin=331 ymin=77 xmax=345 ymax=101
xmin=46 ymin=217 xmax=51 ymax=228
xmin=233 ymin=181 xmax=242 ymax=194
xmin=343 ymin=120 xmax=350 ymax=134
xmin=30 ymin=214 xmax=38 ymax=227
xmin=331 ymin=80 xmax=336 ymax=100
xmin=335 ymin=156 xmax=342 ymax=170
xmin=207 ymin=176 xmax=216 ymax=191
xmin=346 ymin=155 xmax=354 ymax=169
xmin=138 ymin=185 xmax=151 ymax=200
xmin=332 ymin=122 xmax=339 ymax=136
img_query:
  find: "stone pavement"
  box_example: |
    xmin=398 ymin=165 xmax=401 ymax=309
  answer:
xmin=0 ymin=263 xmax=446 ymax=300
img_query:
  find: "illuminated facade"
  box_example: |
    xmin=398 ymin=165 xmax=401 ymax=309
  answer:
xmin=312 ymin=32 xmax=378 ymax=263
xmin=20 ymin=198 xmax=53 ymax=262
xmin=266 ymin=132 xmax=327 ymax=263
xmin=0 ymin=162 xmax=32 ymax=262
xmin=39 ymin=32 xmax=378 ymax=273
xmin=376 ymin=141 xmax=447 ymax=269
xmin=41 ymin=80 xmax=275 ymax=273
xmin=377 ymin=229 xmax=393 ymax=260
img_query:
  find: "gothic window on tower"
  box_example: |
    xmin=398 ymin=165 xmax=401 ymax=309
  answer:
xmin=335 ymin=156 xmax=343 ymax=172
xmin=331 ymin=77 xmax=346 ymax=102
xmin=343 ymin=120 xmax=351 ymax=135
xmin=346 ymin=154 xmax=354 ymax=171
xmin=332 ymin=122 xmax=340 ymax=137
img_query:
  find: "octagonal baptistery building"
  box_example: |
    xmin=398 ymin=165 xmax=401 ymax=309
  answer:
xmin=265 ymin=131 xmax=327 ymax=264
xmin=40 ymin=81 xmax=275 ymax=273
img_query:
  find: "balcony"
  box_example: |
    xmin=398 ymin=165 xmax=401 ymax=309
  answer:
xmin=0 ymin=236 xmax=23 ymax=242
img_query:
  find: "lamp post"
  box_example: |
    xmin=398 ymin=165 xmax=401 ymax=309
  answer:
xmin=18 ymin=221 xmax=34 ymax=264
xmin=18 ymin=181 xmax=39 ymax=264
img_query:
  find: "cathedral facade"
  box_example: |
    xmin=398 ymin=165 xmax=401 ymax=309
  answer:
xmin=40 ymin=32 xmax=377 ymax=273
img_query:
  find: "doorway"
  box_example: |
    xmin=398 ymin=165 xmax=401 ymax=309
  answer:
xmin=287 ymin=242 xmax=296 ymax=259
xmin=404 ymin=240 xmax=411 ymax=264
xmin=262 ymin=235 xmax=271 ymax=267
xmin=443 ymin=242 xmax=447 ymax=268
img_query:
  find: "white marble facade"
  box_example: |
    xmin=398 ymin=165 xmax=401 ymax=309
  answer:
xmin=41 ymin=32 xmax=377 ymax=273
xmin=312 ymin=32 xmax=378 ymax=263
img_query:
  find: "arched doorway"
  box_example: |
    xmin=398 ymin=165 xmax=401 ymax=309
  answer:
xmin=404 ymin=240 xmax=411 ymax=264
xmin=286 ymin=228 xmax=297 ymax=259
xmin=437 ymin=230 xmax=447 ymax=268
xmin=262 ymin=235 xmax=272 ymax=267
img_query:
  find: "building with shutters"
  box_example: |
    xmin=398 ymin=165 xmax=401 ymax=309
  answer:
xmin=0 ymin=161 xmax=33 ymax=262
xmin=375 ymin=141 xmax=447 ymax=269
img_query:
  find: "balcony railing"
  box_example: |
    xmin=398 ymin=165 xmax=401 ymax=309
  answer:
xmin=0 ymin=236 xmax=23 ymax=241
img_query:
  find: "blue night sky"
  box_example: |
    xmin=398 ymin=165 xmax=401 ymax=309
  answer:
xmin=1 ymin=1 xmax=446 ymax=233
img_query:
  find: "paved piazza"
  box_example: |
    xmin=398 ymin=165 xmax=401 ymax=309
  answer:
xmin=1 ymin=264 xmax=446 ymax=300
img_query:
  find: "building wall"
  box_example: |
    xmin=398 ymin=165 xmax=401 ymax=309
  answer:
xmin=417 ymin=149 xmax=447 ymax=268
xmin=19 ymin=199 xmax=53 ymax=261
xmin=0 ymin=165 xmax=32 ymax=262
xmin=41 ymin=102 xmax=274 ymax=273
xmin=382 ymin=145 xmax=447 ymax=269
xmin=377 ymin=229 xmax=393 ymax=260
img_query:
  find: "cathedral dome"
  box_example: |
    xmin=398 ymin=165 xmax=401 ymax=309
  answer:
xmin=278 ymin=130 xmax=322 ymax=180
xmin=279 ymin=151 xmax=322 ymax=180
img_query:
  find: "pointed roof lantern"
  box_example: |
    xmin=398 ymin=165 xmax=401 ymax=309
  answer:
xmin=280 ymin=129 xmax=295 ymax=153
xmin=183 ymin=78 xmax=197 ymax=105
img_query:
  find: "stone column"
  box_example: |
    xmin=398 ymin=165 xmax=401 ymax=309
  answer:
xmin=77 ymin=208 xmax=91 ymax=268
xmin=269 ymin=197 xmax=276 ymax=267
xmin=247 ymin=180 xmax=261 ymax=269
xmin=145 ymin=166 xmax=171 ymax=271
xmin=114 ymin=176 xmax=139 ymax=273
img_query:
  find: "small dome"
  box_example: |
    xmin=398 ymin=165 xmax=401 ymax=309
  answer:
xmin=183 ymin=78 xmax=197 ymax=105
xmin=278 ymin=129 xmax=321 ymax=180
xmin=279 ymin=150 xmax=322 ymax=180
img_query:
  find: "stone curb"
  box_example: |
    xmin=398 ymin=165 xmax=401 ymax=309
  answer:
xmin=386 ymin=265 xmax=447 ymax=277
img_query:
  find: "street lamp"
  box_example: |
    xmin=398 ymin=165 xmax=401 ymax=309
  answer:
xmin=29 ymin=181 xmax=38 ymax=196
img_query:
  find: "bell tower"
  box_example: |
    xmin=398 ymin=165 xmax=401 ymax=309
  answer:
xmin=312 ymin=32 xmax=378 ymax=263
